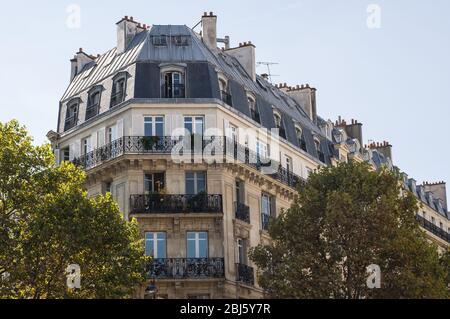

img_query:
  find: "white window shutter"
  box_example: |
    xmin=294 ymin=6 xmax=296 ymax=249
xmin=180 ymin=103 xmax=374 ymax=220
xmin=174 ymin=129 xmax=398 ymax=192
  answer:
xmin=86 ymin=136 xmax=92 ymax=153
xmin=54 ymin=149 xmax=60 ymax=165
xmin=91 ymin=132 xmax=97 ymax=150
xmin=116 ymin=119 xmax=124 ymax=138
xmin=223 ymin=119 xmax=230 ymax=137
xmin=73 ymin=139 xmax=81 ymax=159
xmin=97 ymin=128 xmax=105 ymax=147
xmin=69 ymin=143 xmax=75 ymax=161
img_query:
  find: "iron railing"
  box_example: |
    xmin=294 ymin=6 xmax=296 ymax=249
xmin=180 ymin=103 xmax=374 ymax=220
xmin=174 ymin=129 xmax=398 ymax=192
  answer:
xmin=73 ymin=136 xmax=306 ymax=189
xmin=64 ymin=115 xmax=78 ymax=132
xmin=236 ymin=263 xmax=255 ymax=286
xmin=416 ymin=215 xmax=450 ymax=243
xmin=149 ymin=258 xmax=225 ymax=279
xmin=110 ymin=91 xmax=125 ymax=108
xmin=162 ymin=84 xmax=185 ymax=98
xmin=85 ymin=104 xmax=99 ymax=120
xmin=235 ymin=202 xmax=250 ymax=223
xmin=130 ymin=194 xmax=223 ymax=214
xmin=250 ymin=109 xmax=261 ymax=123
xmin=220 ymin=90 xmax=233 ymax=106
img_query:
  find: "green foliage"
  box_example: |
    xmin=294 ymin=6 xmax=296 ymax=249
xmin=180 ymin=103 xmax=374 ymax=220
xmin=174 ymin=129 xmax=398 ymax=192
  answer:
xmin=249 ymin=161 xmax=449 ymax=299
xmin=0 ymin=120 xmax=149 ymax=299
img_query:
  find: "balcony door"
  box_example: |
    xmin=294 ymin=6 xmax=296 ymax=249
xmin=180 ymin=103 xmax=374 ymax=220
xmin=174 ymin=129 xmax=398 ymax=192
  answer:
xmin=144 ymin=173 xmax=165 ymax=194
xmin=187 ymin=232 xmax=208 ymax=258
xmin=185 ymin=172 xmax=206 ymax=195
xmin=164 ymin=71 xmax=184 ymax=98
xmin=145 ymin=232 xmax=167 ymax=258
xmin=144 ymin=116 xmax=164 ymax=137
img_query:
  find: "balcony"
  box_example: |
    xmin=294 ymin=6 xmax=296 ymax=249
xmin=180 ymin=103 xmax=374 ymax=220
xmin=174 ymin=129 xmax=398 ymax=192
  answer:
xmin=72 ymin=136 xmax=306 ymax=190
xmin=162 ymin=84 xmax=185 ymax=98
xmin=416 ymin=215 xmax=450 ymax=243
xmin=236 ymin=263 xmax=255 ymax=286
xmin=64 ymin=115 xmax=78 ymax=132
xmin=85 ymin=104 xmax=99 ymax=121
xmin=220 ymin=90 xmax=232 ymax=106
xmin=130 ymin=194 xmax=223 ymax=215
xmin=235 ymin=202 xmax=250 ymax=223
xmin=149 ymin=258 xmax=225 ymax=279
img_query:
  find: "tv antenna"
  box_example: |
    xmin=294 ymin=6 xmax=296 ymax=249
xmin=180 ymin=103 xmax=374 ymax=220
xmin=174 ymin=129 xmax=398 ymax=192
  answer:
xmin=257 ymin=62 xmax=279 ymax=83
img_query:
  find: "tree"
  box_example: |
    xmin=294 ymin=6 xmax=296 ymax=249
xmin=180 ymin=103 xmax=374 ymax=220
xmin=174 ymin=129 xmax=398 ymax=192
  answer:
xmin=0 ymin=120 xmax=149 ymax=299
xmin=249 ymin=161 xmax=449 ymax=299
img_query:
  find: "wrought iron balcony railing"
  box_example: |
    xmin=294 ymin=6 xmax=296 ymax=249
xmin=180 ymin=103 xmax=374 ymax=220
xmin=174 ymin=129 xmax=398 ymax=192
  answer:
xmin=130 ymin=194 xmax=223 ymax=215
xmin=236 ymin=263 xmax=255 ymax=286
xmin=416 ymin=215 xmax=450 ymax=243
xmin=161 ymin=84 xmax=185 ymax=98
xmin=85 ymin=104 xmax=100 ymax=121
xmin=235 ymin=202 xmax=250 ymax=223
xmin=110 ymin=91 xmax=125 ymax=108
xmin=149 ymin=258 xmax=225 ymax=279
xmin=72 ymin=136 xmax=306 ymax=189
xmin=220 ymin=90 xmax=233 ymax=106
xmin=64 ymin=115 xmax=78 ymax=132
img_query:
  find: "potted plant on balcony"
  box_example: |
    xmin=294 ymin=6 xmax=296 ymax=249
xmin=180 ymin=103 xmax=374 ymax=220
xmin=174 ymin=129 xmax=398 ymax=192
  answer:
xmin=141 ymin=136 xmax=161 ymax=151
xmin=188 ymin=191 xmax=208 ymax=212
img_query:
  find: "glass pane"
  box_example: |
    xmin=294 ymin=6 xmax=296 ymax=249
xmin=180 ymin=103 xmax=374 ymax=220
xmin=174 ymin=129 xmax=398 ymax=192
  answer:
xmin=184 ymin=117 xmax=193 ymax=135
xmin=198 ymin=237 xmax=208 ymax=258
xmin=196 ymin=173 xmax=206 ymax=194
xmin=199 ymin=232 xmax=207 ymax=240
xmin=187 ymin=232 xmax=196 ymax=240
xmin=195 ymin=117 xmax=204 ymax=134
xmin=144 ymin=118 xmax=153 ymax=137
xmin=145 ymin=233 xmax=155 ymax=257
xmin=157 ymin=235 xmax=166 ymax=259
xmin=187 ymin=238 xmax=196 ymax=258
xmin=144 ymin=174 xmax=154 ymax=194
xmin=155 ymin=121 xmax=164 ymax=137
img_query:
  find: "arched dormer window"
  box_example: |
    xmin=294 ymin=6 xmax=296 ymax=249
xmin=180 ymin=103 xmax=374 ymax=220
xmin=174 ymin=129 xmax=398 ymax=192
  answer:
xmin=247 ymin=94 xmax=260 ymax=123
xmin=273 ymin=109 xmax=286 ymax=139
xmin=86 ymin=85 xmax=104 ymax=120
xmin=110 ymin=72 xmax=129 ymax=108
xmin=161 ymin=65 xmax=185 ymax=98
xmin=295 ymin=125 xmax=307 ymax=152
xmin=64 ymin=98 xmax=81 ymax=132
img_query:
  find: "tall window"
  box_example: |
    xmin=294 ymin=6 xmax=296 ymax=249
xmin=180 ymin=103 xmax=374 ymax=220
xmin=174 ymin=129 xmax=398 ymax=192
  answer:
xmin=248 ymin=97 xmax=260 ymax=123
xmin=256 ymin=140 xmax=269 ymax=160
xmin=163 ymin=71 xmax=184 ymax=98
xmin=184 ymin=116 xmax=204 ymax=135
xmin=145 ymin=232 xmax=167 ymax=258
xmin=187 ymin=232 xmax=208 ymax=258
xmin=274 ymin=112 xmax=286 ymax=138
xmin=235 ymin=180 xmax=244 ymax=204
xmin=261 ymin=193 xmax=273 ymax=231
xmin=185 ymin=172 xmax=206 ymax=195
xmin=145 ymin=173 xmax=165 ymax=194
xmin=62 ymin=148 xmax=70 ymax=162
xmin=285 ymin=155 xmax=293 ymax=172
xmin=64 ymin=102 xmax=79 ymax=131
xmin=296 ymin=127 xmax=307 ymax=152
xmin=82 ymin=136 xmax=91 ymax=155
xmin=110 ymin=76 xmax=126 ymax=108
xmin=237 ymin=238 xmax=246 ymax=264
xmin=144 ymin=116 xmax=164 ymax=137
xmin=219 ymin=79 xmax=232 ymax=105
xmin=86 ymin=89 xmax=101 ymax=120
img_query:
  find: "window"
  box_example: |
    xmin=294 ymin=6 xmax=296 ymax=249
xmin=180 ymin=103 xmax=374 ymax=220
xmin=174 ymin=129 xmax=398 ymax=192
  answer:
xmin=64 ymin=101 xmax=79 ymax=131
xmin=235 ymin=180 xmax=244 ymax=204
xmin=315 ymin=138 xmax=325 ymax=163
xmin=439 ymin=222 xmax=443 ymax=229
xmin=145 ymin=173 xmax=165 ymax=194
xmin=152 ymin=35 xmax=168 ymax=46
xmin=261 ymin=194 xmax=273 ymax=231
xmin=431 ymin=217 xmax=435 ymax=225
xmin=86 ymin=88 xmax=102 ymax=120
xmin=285 ymin=155 xmax=293 ymax=172
xmin=62 ymin=148 xmax=70 ymax=162
xmin=185 ymin=172 xmax=206 ymax=195
xmin=187 ymin=232 xmax=208 ymax=258
xmin=184 ymin=116 xmax=204 ymax=135
xmin=256 ymin=140 xmax=269 ymax=160
xmin=237 ymin=238 xmax=247 ymax=265
xmin=145 ymin=232 xmax=167 ymax=258
xmin=82 ymin=136 xmax=92 ymax=155
xmin=248 ymin=97 xmax=260 ymax=123
xmin=163 ymin=71 xmax=185 ymax=98
xmin=274 ymin=112 xmax=286 ymax=139
xmin=144 ymin=116 xmax=164 ymax=137
xmin=219 ymin=78 xmax=232 ymax=105
xmin=296 ymin=126 xmax=307 ymax=152
xmin=105 ymin=182 xmax=112 ymax=194
xmin=172 ymin=35 xmax=189 ymax=46
xmin=110 ymin=75 xmax=127 ymax=108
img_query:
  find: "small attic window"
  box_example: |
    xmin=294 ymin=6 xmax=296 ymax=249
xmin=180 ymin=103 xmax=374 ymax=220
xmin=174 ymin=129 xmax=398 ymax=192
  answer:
xmin=172 ymin=35 xmax=190 ymax=46
xmin=152 ymin=35 xmax=168 ymax=46
xmin=295 ymin=125 xmax=307 ymax=152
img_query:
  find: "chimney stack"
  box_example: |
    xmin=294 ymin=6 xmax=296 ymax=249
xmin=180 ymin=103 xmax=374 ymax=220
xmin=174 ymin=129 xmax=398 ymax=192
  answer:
xmin=226 ymin=41 xmax=257 ymax=81
xmin=70 ymin=48 xmax=95 ymax=81
xmin=368 ymin=140 xmax=393 ymax=162
xmin=202 ymin=12 xmax=217 ymax=50
xmin=285 ymin=85 xmax=317 ymax=123
xmin=423 ymin=181 xmax=447 ymax=211
xmin=116 ymin=16 xmax=144 ymax=54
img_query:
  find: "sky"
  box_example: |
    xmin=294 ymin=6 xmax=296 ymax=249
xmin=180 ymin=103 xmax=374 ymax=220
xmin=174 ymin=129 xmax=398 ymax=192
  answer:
xmin=0 ymin=0 xmax=449 ymax=198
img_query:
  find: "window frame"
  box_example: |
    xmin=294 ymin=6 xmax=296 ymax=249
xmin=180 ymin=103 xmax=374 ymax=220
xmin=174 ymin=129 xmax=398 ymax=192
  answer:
xmin=110 ymin=72 xmax=129 ymax=108
xmin=85 ymin=85 xmax=104 ymax=120
xmin=144 ymin=116 xmax=165 ymax=137
xmin=186 ymin=231 xmax=208 ymax=259
xmin=145 ymin=232 xmax=167 ymax=259
xmin=185 ymin=171 xmax=207 ymax=195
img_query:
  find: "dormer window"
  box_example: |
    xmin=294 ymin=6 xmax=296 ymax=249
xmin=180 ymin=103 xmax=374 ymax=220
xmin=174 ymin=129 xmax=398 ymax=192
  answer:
xmin=64 ymin=99 xmax=80 ymax=131
xmin=273 ymin=111 xmax=286 ymax=139
xmin=248 ymin=96 xmax=260 ymax=123
xmin=163 ymin=71 xmax=185 ymax=98
xmin=314 ymin=137 xmax=325 ymax=163
xmin=295 ymin=126 xmax=307 ymax=152
xmin=85 ymin=86 xmax=103 ymax=120
xmin=110 ymin=73 xmax=128 ymax=108
xmin=172 ymin=35 xmax=189 ymax=46
xmin=152 ymin=35 xmax=168 ymax=46
xmin=219 ymin=78 xmax=232 ymax=106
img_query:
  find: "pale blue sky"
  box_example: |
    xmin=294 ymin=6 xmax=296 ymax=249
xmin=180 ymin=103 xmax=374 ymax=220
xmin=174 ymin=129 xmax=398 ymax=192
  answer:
xmin=0 ymin=0 xmax=449 ymax=198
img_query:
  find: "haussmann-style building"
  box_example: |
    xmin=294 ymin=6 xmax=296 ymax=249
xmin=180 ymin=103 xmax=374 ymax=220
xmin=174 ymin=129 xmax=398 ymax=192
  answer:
xmin=47 ymin=12 xmax=450 ymax=299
